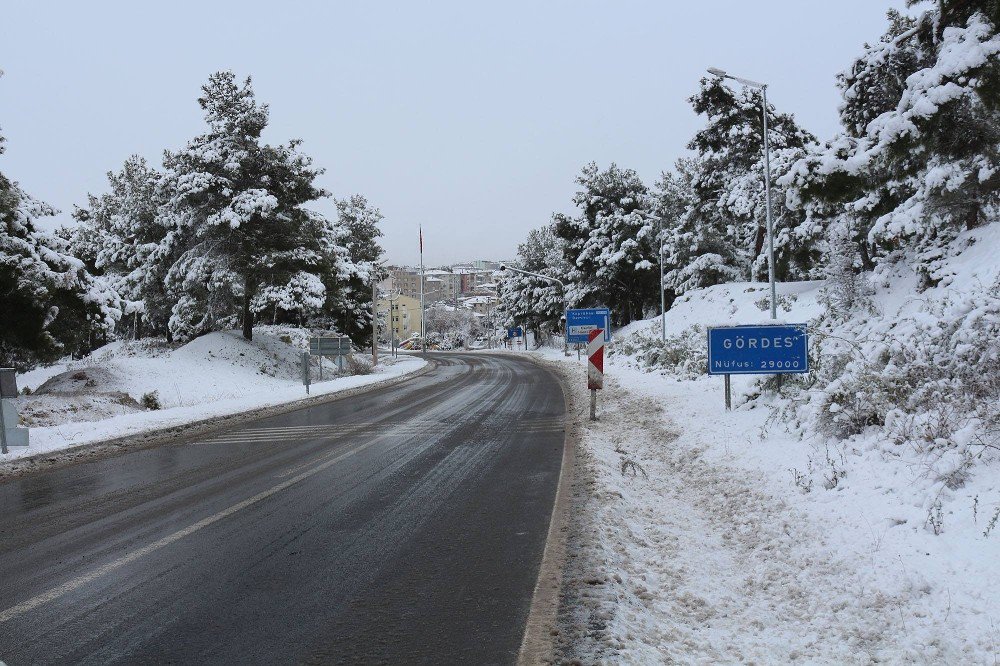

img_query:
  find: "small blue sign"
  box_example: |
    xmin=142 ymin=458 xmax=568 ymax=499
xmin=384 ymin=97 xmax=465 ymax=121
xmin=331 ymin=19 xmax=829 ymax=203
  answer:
xmin=707 ymin=324 xmax=809 ymax=375
xmin=566 ymin=308 xmax=611 ymax=344
xmin=507 ymin=326 xmax=523 ymax=338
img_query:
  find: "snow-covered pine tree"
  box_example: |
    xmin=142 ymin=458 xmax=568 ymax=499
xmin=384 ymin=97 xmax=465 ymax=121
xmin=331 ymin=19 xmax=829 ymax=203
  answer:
xmin=554 ymin=162 xmax=658 ymax=325
xmin=685 ymin=76 xmax=818 ymax=285
xmin=0 ymin=128 xmax=121 ymax=369
xmin=321 ymin=194 xmax=385 ymax=345
xmin=785 ymin=6 xmax=1000 ymax=287
xmin=819 ymin=221 xmax=875 ymax=320
xmin=497 ymin=223 xmax=568 ymax=338
xmin=159 ymin=71 xmax=329 ymax=341
xmin=68 ymin=155 xmax=171 ymax=337
xmin=652 ymin=159 xmax=710 ymax=301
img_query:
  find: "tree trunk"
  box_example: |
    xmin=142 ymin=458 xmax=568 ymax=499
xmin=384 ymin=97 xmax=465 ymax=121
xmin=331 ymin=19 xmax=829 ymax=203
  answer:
xmin=753 ymin=224 xmax=766 ymax=265
xmin=242 ymin=275 xmax=254 ymax=341
xmin=858 ymin=240 xmax=875 ymax=271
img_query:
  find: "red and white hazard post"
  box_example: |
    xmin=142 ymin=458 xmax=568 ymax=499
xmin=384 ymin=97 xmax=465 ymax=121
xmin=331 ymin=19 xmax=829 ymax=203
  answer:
xmin=587 ymin=328 xmax=604 ymax=421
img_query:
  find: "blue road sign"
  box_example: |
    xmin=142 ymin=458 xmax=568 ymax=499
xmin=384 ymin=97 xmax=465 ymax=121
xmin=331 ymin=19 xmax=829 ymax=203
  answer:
xmin=707 ymin=324 xmax=809 ymax=375
xmin=566 ymin=308 xmax=611 ymax=344
xmin=507 ymin=326 xmax=523 ymax=338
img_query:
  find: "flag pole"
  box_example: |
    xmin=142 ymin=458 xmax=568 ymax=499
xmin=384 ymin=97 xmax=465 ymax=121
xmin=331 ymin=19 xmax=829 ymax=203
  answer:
xmin=419 ymin=225 xmax=426 ymax=354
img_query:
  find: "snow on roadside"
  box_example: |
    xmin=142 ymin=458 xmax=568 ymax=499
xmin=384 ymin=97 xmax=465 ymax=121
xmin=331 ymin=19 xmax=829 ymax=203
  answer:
xmin=548 ymin=355 xmax=989 ymax=663
xmin=541 ymin=232 xmax=1000 ymax=663
xmin=3 ymin=329 xmax=426 ymax=462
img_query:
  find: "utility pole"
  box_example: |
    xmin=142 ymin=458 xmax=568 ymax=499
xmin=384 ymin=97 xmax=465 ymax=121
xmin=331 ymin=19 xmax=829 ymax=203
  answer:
xmin=659 ymin=216 xmax=666 ymax=343
xmin=707 ymin=67 xmax=777 ymax=320
xmin=419 ymin=226 xmax=426 ymax=354
xmin=761 ymin=83 xmax=777 ymax=321
xmin=386 ymin=288 xmax=400 ymax=358
xmin=371 ymin=280 xmax=378 ymax=367
xmin=485 ymin=295 xmax=492 ymax=349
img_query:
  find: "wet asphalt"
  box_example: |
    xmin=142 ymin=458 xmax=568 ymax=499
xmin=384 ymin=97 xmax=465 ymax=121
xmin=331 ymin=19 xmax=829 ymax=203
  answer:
xmin=0 ymin=353 xmax=566 ymax=665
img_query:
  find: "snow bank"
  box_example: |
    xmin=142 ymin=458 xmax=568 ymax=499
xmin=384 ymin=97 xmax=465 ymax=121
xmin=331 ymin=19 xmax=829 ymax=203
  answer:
xmin=550 ymin=362 xmax=982 ymax=662
xmin=544 ymin=221 xmax=1000 ymax=662
xmin=4 ymin=329 xmax=426 ymax=461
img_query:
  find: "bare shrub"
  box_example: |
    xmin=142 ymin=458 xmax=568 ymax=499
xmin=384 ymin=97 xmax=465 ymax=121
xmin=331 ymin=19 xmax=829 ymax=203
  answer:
xmin=140 ymin=391 xmax=162 ymax=410
xmin=344 ymin=354 xmax=374 ymax=375
xmin=616 ymin=325 xmax=707 ymax=378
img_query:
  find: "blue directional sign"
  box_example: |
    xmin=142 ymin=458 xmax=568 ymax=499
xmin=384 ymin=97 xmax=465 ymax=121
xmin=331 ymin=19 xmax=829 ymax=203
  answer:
xmin=507 ymin=326 xmax=523 ymax=338
xmin=707 ymin=324 xmax=809 ymax=375
xmin=566 ymin=308 xmax=611 ymax=344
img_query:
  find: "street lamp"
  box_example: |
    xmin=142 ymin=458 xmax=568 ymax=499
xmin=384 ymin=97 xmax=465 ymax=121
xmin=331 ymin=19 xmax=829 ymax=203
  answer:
xmin=659 ymin=217 xmax=666 ymax=342
xmin=498 ymin=265 xmax=569 ymax=356
xmin=707 ymin=67 xmax=777 ymax=320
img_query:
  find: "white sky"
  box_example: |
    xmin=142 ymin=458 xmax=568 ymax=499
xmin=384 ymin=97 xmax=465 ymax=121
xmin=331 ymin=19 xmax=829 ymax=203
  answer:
xmin=2 ymin=1 xmax=910 ymax=265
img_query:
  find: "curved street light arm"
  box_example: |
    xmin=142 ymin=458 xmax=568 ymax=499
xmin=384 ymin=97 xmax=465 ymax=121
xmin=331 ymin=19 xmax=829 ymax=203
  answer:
xmin=498 ymin=265 xmax=569 ymax=355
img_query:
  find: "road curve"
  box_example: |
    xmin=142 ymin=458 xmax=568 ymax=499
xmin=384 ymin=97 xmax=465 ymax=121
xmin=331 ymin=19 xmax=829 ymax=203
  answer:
xmin=0 ymin=353 xmax=566 ymax=665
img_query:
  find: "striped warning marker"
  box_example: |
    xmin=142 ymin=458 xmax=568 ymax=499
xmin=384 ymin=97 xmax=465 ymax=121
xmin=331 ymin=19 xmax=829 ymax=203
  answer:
xmin=587 ymin=328 xmax=604 ymax=390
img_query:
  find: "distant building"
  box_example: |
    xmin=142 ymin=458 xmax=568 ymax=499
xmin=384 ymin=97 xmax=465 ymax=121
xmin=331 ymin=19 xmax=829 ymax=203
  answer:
xmin=472 ymin=259 xmax=501 ymax=271
xmin=378 ymin=294 xmax=422 ymax=342
xmin=390 ymin=267 xmax=460 ymax=303
xmin=461 ymin=295 xmax=495 ymax=316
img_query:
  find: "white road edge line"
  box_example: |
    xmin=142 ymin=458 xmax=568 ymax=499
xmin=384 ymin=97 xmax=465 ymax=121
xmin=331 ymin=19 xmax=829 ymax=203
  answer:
xmin=0 ymin=436 xmax=380 ymax=624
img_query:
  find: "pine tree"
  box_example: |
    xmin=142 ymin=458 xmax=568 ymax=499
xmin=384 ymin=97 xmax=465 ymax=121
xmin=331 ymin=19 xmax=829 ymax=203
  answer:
xmin=653 ymin=158 xmax=737 ymax=297
xmin=497 ymin=223 xmax=568 ymax=337
xmin=785 ymin=7 xmax=1000 ymax=286
xmin=159 ymin=71 xmax=329 ymax=341
xmin=554 ymin=162 xmax=658 ymax=325
xmin=819 ymin=222 xmax=875 ymax=319
xmin=324 ymin=194 xmax=385 ymax=344
xmin=685 ymin=77 xmax=818 ymax=285
xmin=0 ymin=128 xmax=121 ymax=369
xmin=68 ymin=155 xmax=171 ymax=336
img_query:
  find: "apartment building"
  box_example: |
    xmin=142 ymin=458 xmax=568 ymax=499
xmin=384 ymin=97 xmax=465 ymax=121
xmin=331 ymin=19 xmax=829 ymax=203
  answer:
xmin=378 ymin=293 xmax=422 ymax=342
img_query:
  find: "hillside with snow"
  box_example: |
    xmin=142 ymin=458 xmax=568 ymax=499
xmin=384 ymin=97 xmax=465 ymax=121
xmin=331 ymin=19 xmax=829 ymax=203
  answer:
xmin=549 ymin=221 xmax=1000 ymax=662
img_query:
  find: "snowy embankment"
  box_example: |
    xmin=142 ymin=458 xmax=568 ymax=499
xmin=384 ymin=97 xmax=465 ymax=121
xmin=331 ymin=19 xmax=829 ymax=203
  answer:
xmin=5 ymin=326 xmax=426 ymax=462
xmin=547 ymin=223 xmax=1000 ymax=663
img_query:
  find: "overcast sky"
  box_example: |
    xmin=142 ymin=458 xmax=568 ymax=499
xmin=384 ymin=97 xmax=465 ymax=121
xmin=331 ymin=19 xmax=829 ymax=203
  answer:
xmin=2 ymin=1 xmax=911 ymax=266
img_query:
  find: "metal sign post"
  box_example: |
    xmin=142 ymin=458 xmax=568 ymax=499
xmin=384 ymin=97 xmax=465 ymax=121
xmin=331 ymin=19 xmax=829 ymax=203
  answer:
xmin=301 ymin=352 xmax=311 ymax=395
xmin=587 ymin=329 xmax=605 ymax=421
xmin=707 ymin=324 xmax=809 ymax=410
xmin=309 ymin=337 xmax=352 ymax=380
xmin=0 ymin=368 xmax=29 ymax=453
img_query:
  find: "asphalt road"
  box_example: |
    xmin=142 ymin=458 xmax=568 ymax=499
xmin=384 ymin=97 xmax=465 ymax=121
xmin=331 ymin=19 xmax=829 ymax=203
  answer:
xmin=0 ymin=353 xmax=566 ymax=665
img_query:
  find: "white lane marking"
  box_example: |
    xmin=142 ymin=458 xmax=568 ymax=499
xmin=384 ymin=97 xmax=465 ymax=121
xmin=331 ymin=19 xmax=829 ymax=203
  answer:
xmin=0 ymin=436 xmax=382 ymax=624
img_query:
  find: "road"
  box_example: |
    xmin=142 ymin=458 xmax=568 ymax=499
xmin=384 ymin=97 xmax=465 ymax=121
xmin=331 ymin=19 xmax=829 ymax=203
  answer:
xmin=0 ymin=353 xmax=566 ymax=665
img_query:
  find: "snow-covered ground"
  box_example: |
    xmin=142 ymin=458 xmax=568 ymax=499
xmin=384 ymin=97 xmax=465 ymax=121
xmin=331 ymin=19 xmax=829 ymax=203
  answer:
xmin=544 ymin=223 xmax=1000 ymax=663
xmin=4 ymin=327 xmax=426 ymax=462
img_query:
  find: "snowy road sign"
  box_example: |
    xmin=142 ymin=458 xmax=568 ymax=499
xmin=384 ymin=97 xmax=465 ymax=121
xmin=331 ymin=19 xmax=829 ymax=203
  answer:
xmin=567 ymin=308 xmax=611 ymax=343
xmin=309 ymin=337 xmax=351 ymax=356
xmin=507 ymin=327 xmax=523 ymax=338
xmin=707 ymin=324 xmax=809 ymax=375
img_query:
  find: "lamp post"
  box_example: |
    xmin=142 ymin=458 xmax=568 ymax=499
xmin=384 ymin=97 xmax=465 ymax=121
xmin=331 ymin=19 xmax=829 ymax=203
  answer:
xmin=659 ymin=217 xmax=666 ymax=342
xmin=707 ymin=67 xmax=777 ymax=320
xmin=498 ymin=265 xmax=569 ymax=356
